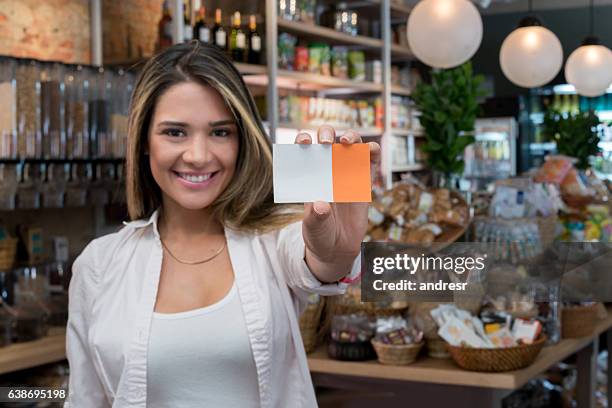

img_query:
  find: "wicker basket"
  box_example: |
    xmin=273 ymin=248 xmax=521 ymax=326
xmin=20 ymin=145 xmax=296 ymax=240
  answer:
xmin=0 ymin=238 xmax=18 ymax=271
xmin=299 ymin=298 xmax=325 ymax=353
xmin=562 ymin=304 xmax=597 ymax=338
xmin=371 ymin=340 xmax=424 ymax=365
xmin=447 ymin=336 xmax=547 ymax=372
xmin=426 ymin=337 xmax=451 ymax=359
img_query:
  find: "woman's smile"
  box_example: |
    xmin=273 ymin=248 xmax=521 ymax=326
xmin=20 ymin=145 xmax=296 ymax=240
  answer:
xmin=173 ymin=170 xmax=220 ymax=189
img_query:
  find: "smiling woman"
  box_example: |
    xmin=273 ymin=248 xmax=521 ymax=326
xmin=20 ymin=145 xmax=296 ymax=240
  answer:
xmin=64 ymin=40 xmax=379 ymax=408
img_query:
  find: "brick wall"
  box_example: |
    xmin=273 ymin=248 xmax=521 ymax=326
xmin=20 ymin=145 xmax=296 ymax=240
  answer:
xmin=0 ymin=0 xmax=90 ymax=64
xmin=102 ymin=0 xmax=163 ymax=64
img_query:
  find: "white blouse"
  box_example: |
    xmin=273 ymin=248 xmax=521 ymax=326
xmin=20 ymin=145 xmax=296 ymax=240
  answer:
xmin=64 ymin=209 xmax=360 ymax=408
xmin=147 ymin=283 xmax=259 ymax=408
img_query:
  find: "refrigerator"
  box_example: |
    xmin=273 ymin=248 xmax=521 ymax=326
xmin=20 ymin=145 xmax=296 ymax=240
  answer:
xmin=462 ymin=117 xmax=518 ymax=190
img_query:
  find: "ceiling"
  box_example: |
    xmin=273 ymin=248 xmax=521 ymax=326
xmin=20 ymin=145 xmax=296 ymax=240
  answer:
xmin=402 ymin=0 xmax=612 ymax=14
xmin=478 ymin=0 xmax=612 ymax=14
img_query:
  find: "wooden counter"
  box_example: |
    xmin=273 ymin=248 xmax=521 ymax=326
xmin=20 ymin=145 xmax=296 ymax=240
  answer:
xmin=308 ymin=309 xmax=612 ymax=408
xmin=0 ymin=327 xmax=66 ymax=375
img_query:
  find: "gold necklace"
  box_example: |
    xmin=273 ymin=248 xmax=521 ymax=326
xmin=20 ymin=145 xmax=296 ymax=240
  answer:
xmin=160 ymin=238 xmax=226 ymax=265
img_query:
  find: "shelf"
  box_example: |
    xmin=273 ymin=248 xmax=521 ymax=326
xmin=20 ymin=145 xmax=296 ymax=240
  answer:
xmin=391 ymin=128 xmax=424 ymax=137
xmin=308 ymin=308 xmax=612 ymax=390
xmin=0 ymin=158 xmax=124 ymax=165
xmin=0 ymin=328 xmax=66 ymax=375
xmin=391 ymin=44 xmax=414 ymax=61
xmin=243 ymin=69 xmax=383 ymax=92
xmin=234 ymin=62 xmax=267 ymax=75
xmin=391 ymin=84 xmax=412 ymax=96
xmin=278 ymin=123 xmax=383 ymax=137
xmin=391 ymin=163 xmax=425 ymax=172
xmin=278 ymin=19 xmax=383 ymax=50
xmin=390 ymin=1 xmax=414 ymax=16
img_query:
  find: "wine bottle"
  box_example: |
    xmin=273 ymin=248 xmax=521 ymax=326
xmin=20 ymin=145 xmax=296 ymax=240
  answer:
xmin=213 ymin=8 xmax=227 ymax=51
xmin=230 ymin=11 xmax=246 ymax=62
xmin=157 ymin=0 xmax=173 ymax=51
xmin=194 ymin=6 xmax=210 ymax=44
xmin=247 ymin=15 xmax=261 ymax=64
xmin=182 ymin=0 xmax=193 ymax=42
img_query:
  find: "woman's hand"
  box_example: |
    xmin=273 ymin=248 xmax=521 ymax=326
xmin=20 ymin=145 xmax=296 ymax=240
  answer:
xmin=295 ymin=125 xmax=381 ymax=283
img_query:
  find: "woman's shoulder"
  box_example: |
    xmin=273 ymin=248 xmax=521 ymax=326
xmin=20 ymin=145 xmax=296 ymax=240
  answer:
xmin=73 ymin=223 xmax=146 ymax=283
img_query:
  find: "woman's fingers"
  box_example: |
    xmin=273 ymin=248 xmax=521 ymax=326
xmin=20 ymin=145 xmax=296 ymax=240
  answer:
xmin=368 ymin=141 xmax=381 ymax=164
xmin=317 ymin=125 xmax=336 ymax=144
xmin=295 ymin=132 xmax=312 ymax=144
xmin=339 ymin=130 xmax=362 ymax=144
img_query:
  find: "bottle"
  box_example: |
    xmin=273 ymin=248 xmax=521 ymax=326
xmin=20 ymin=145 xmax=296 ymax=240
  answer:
xmin=182 ymin=0 xmax=193 ymax=42
xmin=157 ymin=0 xmax=173 ymax=51
xmin=247 ymin=15 xmax=261 ymax=64
xmin=230 ymin=12 xmax=246 ymax=62
xmin=194 ymin=6 xmax=210 ymax=44
xmin=213 ymin=8 xmax=227 ymax=51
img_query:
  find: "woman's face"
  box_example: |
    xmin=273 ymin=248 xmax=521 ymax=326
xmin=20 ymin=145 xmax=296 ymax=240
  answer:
xmin=147 ymin=81 xmax=239 ymax=211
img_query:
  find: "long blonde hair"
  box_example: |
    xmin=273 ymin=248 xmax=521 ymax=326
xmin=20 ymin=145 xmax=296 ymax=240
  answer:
xmin=126 ymin=41 xmax=300 ymax=232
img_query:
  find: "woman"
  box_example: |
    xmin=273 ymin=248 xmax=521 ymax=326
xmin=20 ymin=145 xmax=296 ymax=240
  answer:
xmin=65 ymin=41 xmax=379 ymax=408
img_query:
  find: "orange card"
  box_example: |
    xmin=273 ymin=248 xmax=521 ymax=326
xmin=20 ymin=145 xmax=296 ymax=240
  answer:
xmin=332 ymin=144 xmax=372 ymax=202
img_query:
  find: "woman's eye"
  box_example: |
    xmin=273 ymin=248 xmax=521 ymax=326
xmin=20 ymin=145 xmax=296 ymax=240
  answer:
xmin=163 ymin=128 xmax=186 ymax=137
xmin=212 ymin=128 xmax=231 ymax=137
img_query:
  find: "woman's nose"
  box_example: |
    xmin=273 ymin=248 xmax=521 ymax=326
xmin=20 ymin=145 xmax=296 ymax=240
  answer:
xmin=182 ymin=136 xmax=210 ymax=166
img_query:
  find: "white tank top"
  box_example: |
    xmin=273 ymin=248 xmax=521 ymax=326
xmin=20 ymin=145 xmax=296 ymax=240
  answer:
xmin=147 ymin=283 xmax=259 ymax=407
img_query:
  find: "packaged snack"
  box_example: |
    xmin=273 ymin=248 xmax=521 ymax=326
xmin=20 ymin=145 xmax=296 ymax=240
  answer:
xmin=295 ymin=46 xmax=309 ymax=72
xmin=348 ymin=51 xmax=365 ymax=81
xmin=561 ymin=168 xmax=594 ymax=197
xmin=278 ymin=33 xmax=297 ymax=70
xmin=512 ymin=319 xmax=542 ymax=345
xmin=534 ymin=155 xmax=574 ymax=184
xmin=308 ymin=44 xmax=323 ymax=74
xmin=320 ymin=45 xmax=331 ymax=76
xmin=331 ymin=47 xmax=349 ymax=79
xmin=331 ymin=314 xmax=375 ymax=343
xmin=374 ymin=316 xmax=423 ymax=345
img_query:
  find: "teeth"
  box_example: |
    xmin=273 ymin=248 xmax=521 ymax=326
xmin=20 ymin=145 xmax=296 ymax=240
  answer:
xmin=179 ymin=173 xmax=213 ymax=183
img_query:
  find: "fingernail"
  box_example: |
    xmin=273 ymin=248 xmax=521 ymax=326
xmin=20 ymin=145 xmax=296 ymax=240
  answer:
xmin=313 ymin=202 xmax=329 ymax=215
xmin=320 ymin=128 xmax=333 ymax=143
xmin=340 ymin=136 xmax=349 ymax=143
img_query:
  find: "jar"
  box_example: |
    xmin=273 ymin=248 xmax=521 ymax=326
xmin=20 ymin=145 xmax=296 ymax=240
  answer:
xmin=88 ymin=67 xmax=110 ymax=158
xmin=40 ymin=62 xmax=66 ymax=159
xmin=0 ymin=57 xmax=17 ymax=159
xmin=41 ymin=163 xmax=67 ymax=208
xmin=65 ymin=65 xmax=89 ymax=159
xmin=110 ymin=69 xmax=133 ymax=159
xmin=65 ymin=163 xmax=89 ymax=207
xmin=13 ymin=265 xmax=50 ymax=341
xmin=16 ymin=59 xmax=41 ymax=158
xmin=0 ymin=164 xmax=18 ymax=210
xmin=17 ymin=163 xmax=42 ymax=209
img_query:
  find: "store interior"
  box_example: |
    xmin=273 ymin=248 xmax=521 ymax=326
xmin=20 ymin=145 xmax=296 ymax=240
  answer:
xmin=0 ymin=0 xmax=612 ymax=406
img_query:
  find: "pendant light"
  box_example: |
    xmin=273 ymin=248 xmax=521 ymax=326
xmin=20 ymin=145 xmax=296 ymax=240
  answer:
xmin=407 ymin=0 xmax=483 ymax=69
xmin=564 ymin=0 xmax=612 ymax=97
xmin=499 ymin=0 xmax=563 ymax=88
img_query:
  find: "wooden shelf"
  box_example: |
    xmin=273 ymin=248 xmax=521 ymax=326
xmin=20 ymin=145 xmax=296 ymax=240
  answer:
xmin=391 ymin=128 xmax=424 ymax=137
xmin=390 ymin=1 xmax=413 ymax=16
xmin=234 ymin=62 xmax=267 ymax=75
xmin=391 ymin=84 xmax=412 ymax=96
xmin=0 ymin=328 xmax=66 ymax=375
xmin=391 ymin=44 xmax=414 ymax=61
xmin=243 ymin=69 xmax=383 ymax=92
xmin=308 ymin=309 xmax=612 ymax=391
xmin=278 ymin=123 xmax=383 ymax=137
xmin=278 ymin=19 xmax=383 ymax=50
xmin=391 ymin=163 xmax=425 ymax=172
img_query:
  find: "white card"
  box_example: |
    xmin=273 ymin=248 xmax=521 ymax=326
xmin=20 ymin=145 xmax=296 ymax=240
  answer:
xmin=273 ymin=144 xmax=333 ymax=203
